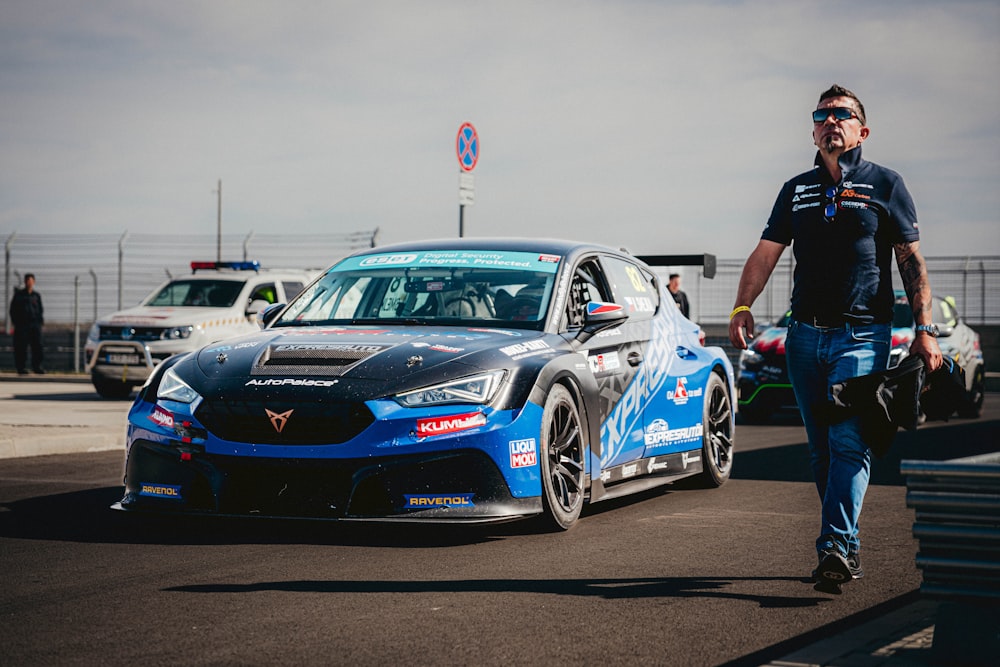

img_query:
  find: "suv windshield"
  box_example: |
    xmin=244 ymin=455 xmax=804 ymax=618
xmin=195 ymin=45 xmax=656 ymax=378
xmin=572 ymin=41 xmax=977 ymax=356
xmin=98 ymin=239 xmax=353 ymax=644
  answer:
xmin=276 ymin=249 xmax=562 ymax=328
xmin=145 ymin=279 xmax=245 ymax=308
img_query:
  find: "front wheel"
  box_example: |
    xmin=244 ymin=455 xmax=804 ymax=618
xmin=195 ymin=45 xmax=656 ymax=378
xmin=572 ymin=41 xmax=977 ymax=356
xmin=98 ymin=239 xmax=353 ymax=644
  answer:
xmin=539 ymin=384 xmax=586 ymax=530
xmin=93 ymin=375 xmax=134 ymax=400
xmin=697 ymin=372 xmax=734 ymax=487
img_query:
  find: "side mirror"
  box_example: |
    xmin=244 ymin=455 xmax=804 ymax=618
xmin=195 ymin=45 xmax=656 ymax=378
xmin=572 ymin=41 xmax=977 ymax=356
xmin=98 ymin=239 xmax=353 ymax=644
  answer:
xmin=575 ymin=301 xmax=628 ymax=344
xmin=258 ymin=302 xmax=286 ymax=328
xmin=246 ymin=298 xmax=270 ymax=316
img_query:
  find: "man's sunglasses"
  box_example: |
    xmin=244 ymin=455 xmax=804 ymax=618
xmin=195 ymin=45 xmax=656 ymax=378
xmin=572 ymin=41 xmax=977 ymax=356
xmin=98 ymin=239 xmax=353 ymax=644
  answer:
xmin=812 ymin=107 xmax=858 ymax=123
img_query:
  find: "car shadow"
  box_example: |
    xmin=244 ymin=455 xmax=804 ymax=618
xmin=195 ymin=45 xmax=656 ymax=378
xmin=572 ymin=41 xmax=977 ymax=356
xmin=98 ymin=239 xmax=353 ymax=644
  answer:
xmin=163 ymin=574 xmax=832 ymax=609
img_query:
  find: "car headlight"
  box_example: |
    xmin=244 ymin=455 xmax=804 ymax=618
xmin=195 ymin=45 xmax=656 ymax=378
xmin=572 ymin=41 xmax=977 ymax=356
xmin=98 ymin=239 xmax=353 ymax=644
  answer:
xmin=161 ymin=326 xmax=194 ymax=340
xmin=738 ymin=349 xmax=763 ymax=369
xmin=394 ymin=370 xmax=507 ymax=407
xmin=157 ymin=367 xmax=202 ymax=403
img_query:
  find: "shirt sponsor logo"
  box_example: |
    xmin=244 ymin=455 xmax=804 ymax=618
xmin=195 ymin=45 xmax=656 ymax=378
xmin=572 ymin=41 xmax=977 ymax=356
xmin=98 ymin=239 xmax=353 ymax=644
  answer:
xmin=404 ymin=494 xmax=475 ymax=507
xmin=148 ymin=405 xmax=174 ymax=429
xmin=644 ymin=418 xmax=704 ymax=448
xmin=839 ymin=189 xmax=871 ymax=200
xmin=792 ymin=201 xmax=821 ymax=212
xmin=839 ymin=200 xmax=869 ymax=210
xmin=792 ymin=192 xmax=821 ymax=202
xmin=140 ymin=483 xmax=182 ymax=499
xmin=509 ymin=438 xmax=538 ymax=468
xmin=245 ymin=378 xmax=339 ymax=387
xmin=842 ymin=181 xmax=874 ymax=189
xmin=416 ymin=411 xmax=486 ymax=437
xmin=794 ymin=184 xmax=822 ymax=193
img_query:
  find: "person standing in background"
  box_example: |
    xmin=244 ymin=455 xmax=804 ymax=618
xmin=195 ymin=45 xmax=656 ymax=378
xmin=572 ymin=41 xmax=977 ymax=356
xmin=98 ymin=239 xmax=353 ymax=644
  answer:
xmin=668 ymin=273 xmax=690 ymax=318
xmin=10 ymin=273 xmax=45 ymax=374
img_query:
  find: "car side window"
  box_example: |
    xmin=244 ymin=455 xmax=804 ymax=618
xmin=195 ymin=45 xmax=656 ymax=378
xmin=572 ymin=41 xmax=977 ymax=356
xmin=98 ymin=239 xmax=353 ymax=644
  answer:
xmin=249 ymin=283 xmax=277 ymax=305
xmin=563 ymin=257 xmax=613 ymax=329
xmin=280 ymin=281 xmax=305 ymax=301
xmin=601 ymin=256 xmax=658 ymax=322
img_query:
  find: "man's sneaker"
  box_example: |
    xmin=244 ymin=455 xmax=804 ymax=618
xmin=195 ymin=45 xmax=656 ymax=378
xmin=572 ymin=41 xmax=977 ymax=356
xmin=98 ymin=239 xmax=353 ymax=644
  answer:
xmin=847 ymin=550 xmax=863 ymax=580
xmin=813 ymin=547 xmax=852 ymax=594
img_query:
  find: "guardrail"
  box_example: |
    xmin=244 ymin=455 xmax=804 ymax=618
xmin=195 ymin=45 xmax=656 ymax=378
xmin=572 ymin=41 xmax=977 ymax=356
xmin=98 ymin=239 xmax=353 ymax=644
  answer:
xmin=901 ymin=452 xmax=1000 ymax=663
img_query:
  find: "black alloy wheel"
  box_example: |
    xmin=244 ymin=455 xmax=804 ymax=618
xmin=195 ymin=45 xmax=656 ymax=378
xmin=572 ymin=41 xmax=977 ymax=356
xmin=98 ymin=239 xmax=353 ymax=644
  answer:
xmin=698 ymin=372 xmax=734 ymax=487
xmin=539 ymin=384 xmax=586 ymax=530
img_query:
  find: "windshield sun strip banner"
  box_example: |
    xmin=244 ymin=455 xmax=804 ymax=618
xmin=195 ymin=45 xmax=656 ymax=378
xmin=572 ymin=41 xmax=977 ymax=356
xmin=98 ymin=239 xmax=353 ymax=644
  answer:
xmin=334 ymin=250 xmax=563 ymax=274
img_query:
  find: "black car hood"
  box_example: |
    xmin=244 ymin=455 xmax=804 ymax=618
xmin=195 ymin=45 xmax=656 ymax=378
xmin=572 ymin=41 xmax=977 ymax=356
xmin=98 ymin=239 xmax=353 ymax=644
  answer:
xmin=194 ymin=325 xmax=554 ymax=386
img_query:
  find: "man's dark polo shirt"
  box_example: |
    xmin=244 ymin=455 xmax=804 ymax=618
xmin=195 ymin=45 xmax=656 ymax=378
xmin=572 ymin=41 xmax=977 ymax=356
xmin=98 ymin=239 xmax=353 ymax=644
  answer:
xmin=762 ymin=145 xmax=920 ymax=325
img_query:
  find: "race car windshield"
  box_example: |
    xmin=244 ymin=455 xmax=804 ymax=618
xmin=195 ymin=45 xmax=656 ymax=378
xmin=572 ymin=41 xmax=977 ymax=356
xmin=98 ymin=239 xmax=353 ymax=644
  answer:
xmin=276 ymin=250 xmax=562 ymax=328
xmin=144 ymin=280 xmax=245 ymax=308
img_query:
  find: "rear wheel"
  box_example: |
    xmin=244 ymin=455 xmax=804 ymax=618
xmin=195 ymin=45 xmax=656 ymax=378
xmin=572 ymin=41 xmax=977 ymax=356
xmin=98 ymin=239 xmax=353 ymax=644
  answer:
xmin=539 ymin=384 xmax=586 ymax=530
xmin=697 ymin=372 xmax=734 ymax=487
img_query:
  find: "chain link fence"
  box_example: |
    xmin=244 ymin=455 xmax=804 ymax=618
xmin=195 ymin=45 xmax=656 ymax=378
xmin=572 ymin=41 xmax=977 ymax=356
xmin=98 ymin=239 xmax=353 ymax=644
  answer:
xmin=3 ymin=230 xmax=379 ymax=331
xmin=3 ymin=232 xmax=998 ymax=329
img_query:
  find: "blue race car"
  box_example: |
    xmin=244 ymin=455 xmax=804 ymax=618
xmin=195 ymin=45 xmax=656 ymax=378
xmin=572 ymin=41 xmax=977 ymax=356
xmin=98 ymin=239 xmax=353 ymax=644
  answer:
xmin=116 ymin=238 xmax=735 ymax=530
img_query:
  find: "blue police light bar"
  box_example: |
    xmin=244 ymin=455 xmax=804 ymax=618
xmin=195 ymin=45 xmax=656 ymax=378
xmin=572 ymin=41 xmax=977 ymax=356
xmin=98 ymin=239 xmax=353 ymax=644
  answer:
xmin=190 ymin=261 xmax=261 ymax=272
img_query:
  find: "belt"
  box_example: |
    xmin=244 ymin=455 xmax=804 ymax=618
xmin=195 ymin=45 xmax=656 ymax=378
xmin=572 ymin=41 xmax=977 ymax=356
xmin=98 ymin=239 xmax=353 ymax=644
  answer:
xmin=794 ymin=314 xmax=878 ymax=328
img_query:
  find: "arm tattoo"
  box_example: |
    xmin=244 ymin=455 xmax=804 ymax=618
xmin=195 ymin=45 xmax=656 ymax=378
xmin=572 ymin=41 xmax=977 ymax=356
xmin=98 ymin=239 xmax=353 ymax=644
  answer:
xmin=894 ymin=242 xmax=932 ymax=319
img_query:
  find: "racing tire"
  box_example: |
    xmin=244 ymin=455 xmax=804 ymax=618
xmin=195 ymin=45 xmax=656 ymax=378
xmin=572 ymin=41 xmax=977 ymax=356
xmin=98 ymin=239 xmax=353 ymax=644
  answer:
xmin=539 ymin=384 xmax=586 ymax=531
xmin=957 ymin=365 xmax=985 ymax=419
xmin=93 ymin=376 xmax=134 ymax=400
xmin=696 ymin=372 xmax=734 ymax=487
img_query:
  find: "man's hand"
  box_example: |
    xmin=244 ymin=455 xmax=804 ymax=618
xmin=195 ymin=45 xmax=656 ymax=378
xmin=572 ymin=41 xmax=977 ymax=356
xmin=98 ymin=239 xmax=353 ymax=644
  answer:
xmin=911 ymin=332 xmax=943 ymax=372
xmin=729 ymin=310 xmax=755 ymax=350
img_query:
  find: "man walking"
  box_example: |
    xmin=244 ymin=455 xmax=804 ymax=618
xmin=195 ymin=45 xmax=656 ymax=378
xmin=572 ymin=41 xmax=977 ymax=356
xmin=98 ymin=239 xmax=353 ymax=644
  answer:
xmin=728 ymin=85 xmax=942 ymax=593
xmin=10 ymin=273 xmax=45 ymax=374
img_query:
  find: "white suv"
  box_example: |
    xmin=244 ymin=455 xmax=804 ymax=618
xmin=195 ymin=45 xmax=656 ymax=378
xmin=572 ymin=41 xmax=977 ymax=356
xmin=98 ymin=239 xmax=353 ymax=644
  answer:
xmin=85 ymin=261 xmax=314 ymax=398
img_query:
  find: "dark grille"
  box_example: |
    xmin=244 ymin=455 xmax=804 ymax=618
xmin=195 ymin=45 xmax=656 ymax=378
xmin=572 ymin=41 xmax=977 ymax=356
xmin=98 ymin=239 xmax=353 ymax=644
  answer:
xmin=99 ymin=325 xmax=167 ymax=342
xmin=195 ymin=398 xmax=375 ymax=445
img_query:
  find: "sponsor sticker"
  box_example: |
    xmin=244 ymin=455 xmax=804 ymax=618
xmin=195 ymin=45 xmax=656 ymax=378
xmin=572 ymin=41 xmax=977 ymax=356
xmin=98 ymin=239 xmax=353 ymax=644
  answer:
xmin=245 ymin=378 xmax=339 ymax=387
xmin=499 ymin=339 xmax=551 ymax=359
xmin=404 ymin=494 xmax=475 ymax=508
xmin=139 ymin=483 xmax=183 ymax=500
xmin=416 ymin=411 xmax=487 ymax=437
xmin=644 ymin=418 xmax=704 ymax=448
xmin=148 ymin=405 xmax=174 ymax=429
xmin=588 ymin=351 xmax=621 ymax=374
xmin=509 ymin=438 xmax=537 ymax=468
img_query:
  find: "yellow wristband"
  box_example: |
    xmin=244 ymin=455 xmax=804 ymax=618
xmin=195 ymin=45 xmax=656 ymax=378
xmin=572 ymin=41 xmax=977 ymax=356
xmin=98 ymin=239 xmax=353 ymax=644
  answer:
xmin=730 ymin=306 xmax=751 ymax=321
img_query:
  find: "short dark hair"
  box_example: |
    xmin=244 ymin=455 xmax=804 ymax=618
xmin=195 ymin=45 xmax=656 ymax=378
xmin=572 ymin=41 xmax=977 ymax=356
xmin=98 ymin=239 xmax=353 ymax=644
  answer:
xmin=818 ymin=84 xmax=866 ymax=126
xmin=669 ymin=273 xmax=680 ymax=280
xmin=24 ymin=273 xmax=35 ymax=281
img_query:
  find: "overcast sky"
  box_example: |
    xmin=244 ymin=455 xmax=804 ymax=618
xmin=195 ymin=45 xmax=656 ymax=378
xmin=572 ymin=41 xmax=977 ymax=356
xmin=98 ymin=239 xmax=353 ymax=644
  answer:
xmin=2 ymin=0 xmax=998 ymax=260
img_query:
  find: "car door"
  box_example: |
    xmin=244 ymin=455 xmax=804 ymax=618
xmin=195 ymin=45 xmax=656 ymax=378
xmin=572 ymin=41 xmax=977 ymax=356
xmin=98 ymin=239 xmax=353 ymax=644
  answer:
xmin=565 ymin=254 xmax=653 ymax=471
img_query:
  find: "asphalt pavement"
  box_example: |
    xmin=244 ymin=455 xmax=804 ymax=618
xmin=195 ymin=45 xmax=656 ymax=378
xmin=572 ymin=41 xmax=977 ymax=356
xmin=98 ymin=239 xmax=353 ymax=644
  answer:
xmin=0 ymin=371 xmax=990 ymax=666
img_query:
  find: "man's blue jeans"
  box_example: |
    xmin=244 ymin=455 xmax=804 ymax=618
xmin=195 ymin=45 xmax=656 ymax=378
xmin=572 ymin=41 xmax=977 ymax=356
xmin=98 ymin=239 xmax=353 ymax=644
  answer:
xmin=785 ymin=320 xmax=891 ymax=556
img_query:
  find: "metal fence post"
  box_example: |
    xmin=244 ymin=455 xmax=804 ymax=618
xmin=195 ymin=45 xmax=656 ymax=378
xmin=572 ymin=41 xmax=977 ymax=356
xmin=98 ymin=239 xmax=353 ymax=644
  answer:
xmin=118 ymin=231 xmax=128 ymax=310
xmin=4 ymin=232 xmax=15 ymax=334
xmin=73 ymin=275 xmax=80 ymax=373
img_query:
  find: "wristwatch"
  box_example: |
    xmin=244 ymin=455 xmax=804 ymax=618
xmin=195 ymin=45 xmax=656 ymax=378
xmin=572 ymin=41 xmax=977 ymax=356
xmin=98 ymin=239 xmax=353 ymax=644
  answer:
xmin=915 ymin=323 xmax=940 ymax=337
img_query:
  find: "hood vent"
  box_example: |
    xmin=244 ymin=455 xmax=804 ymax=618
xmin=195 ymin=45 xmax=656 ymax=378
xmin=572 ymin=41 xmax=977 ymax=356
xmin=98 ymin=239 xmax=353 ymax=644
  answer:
xmin=251 ymin=343 xmax=388 ymax=376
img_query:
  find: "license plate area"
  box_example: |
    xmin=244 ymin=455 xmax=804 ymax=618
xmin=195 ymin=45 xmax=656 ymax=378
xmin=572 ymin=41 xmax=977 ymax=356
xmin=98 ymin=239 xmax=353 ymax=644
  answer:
xmin=107 ymin=353 xmax=141 ymax=365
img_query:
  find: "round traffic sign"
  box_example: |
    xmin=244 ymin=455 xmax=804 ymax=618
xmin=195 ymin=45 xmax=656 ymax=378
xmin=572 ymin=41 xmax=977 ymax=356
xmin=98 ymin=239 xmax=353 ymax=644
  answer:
xmin=456 ymin=122 xmax=479 ymax=172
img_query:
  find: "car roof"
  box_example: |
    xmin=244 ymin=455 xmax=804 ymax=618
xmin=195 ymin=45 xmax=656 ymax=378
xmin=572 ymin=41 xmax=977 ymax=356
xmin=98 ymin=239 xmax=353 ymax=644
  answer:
xmin=345 ymin=237 xmax=636 ymax=264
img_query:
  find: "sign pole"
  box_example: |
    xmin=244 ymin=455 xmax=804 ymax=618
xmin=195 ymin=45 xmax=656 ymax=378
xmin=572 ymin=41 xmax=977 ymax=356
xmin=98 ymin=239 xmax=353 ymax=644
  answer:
xmin=456 ymin=122 xmax=479 ymax=238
